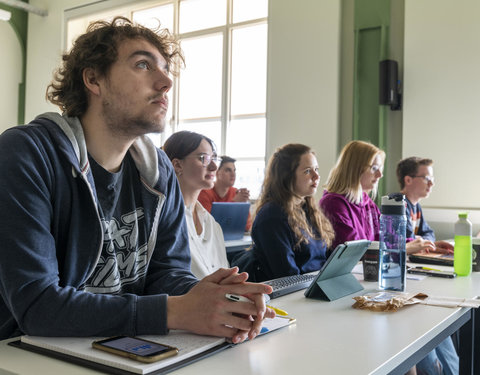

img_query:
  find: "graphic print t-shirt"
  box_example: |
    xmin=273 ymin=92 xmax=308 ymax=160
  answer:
xmin=85 ymin=153 xmax=149 ymax=294
xmin=409 ymin=204 xmax=421 ymax=236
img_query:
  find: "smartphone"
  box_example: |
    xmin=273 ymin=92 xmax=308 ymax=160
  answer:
xmin=407 ymin=268 xmax=456 ymax=279
xmin=92 ymin=336 xmax=178 ymax=363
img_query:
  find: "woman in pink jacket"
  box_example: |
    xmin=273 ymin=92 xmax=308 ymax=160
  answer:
xmin=319 ymin=140 xmax=384 ymax=250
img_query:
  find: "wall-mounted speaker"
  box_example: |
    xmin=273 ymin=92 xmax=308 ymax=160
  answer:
xmin=379 ymin=59 xmax=401 ymax=110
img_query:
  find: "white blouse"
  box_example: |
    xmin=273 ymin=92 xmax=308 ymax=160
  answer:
xmin=185 ymin=201 xmax=229 ymax=279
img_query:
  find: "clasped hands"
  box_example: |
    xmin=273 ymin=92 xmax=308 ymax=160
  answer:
xmin=233 ymin=188 xmax=250 ymax=202
xmin=167 ymin=267 xmax=274 ymax=344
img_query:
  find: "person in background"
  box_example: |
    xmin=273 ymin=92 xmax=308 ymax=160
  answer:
xmin=320 ymin=140 xmax=433 ymax=254
xmin=396 ymin=157 xmax=454 ymax=254
xmin=0 ymin=17 xmax=273 ymax=343
xmin=397 ymin=157 xmax=458 ymax=375
xmin=198 ymin=155 xmax=252 ymax=231
xmin=163 ymin=131 xmax=229 ymax=279
xmin=232 ymin=144 xmax=335 ymax=281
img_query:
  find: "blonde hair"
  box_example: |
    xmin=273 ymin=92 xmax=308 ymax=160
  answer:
xmin=257 ymin=144 xmax=335 ymax=249
xmin=325 ymin=140 xmax=385 ymax=204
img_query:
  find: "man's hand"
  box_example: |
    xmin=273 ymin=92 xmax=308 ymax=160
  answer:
xmin=433 ymin=240 xmax=454 ymax=254
xmin=233 ymin=188 xmax=250 ymax=202
xmin=167 ymin=268 xmax=273 ymax=343
xmin=406 ymin=237 xmax=435 ymax=254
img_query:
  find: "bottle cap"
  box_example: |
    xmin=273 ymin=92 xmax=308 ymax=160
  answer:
xmin=380 ymin=193 xmax=406 ymax=215
xmin=458 ymin=212 xmax=468 ymax=219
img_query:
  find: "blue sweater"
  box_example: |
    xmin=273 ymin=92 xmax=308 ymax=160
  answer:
xmin=249 ymin=202 xmax=328 ymax=281
xmin=0 ymin=113 xmax=198 ymax=340
xmin=405 ymin=198 xmax=435 ymax=241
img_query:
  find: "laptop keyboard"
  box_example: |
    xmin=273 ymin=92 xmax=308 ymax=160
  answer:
xmin=265 ymin=273 xmax=318 ymax=299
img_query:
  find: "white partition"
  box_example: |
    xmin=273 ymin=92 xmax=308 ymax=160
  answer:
xmin=422 ymin=207 xmax=480 ymax=240
xmin=403 ymin=0 xmax=480 ymax=209
xmin=267 ymin=0 xmax=340 ymax=199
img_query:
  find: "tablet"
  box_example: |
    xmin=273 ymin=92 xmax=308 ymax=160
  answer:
xmin=304 ymin=239 xmax=371 ymax=301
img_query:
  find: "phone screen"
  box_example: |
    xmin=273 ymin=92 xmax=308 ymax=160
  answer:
xmin=98 ymin=336 xmax=172 ymax=357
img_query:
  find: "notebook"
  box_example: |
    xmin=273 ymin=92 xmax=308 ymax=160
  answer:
xmin=210 ymin=202 xmax=250 ymax=241
xmin=10 ymin=316 xmax=295 ymax=375
xmin=304 ymin=239 xmax=371 ymax=301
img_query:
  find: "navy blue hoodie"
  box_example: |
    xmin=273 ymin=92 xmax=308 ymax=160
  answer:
xmin=0 ymin=113 xmax=198 ymax=339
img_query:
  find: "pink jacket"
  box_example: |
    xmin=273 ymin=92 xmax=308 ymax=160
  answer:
xmin=320 ymin=190 xmax=380 ymax=250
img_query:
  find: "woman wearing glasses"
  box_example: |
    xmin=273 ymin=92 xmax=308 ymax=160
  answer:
xmin=320 ymin=140 xmax=438 ymax=254
xmin=163 ymin=131 xmax=229 ymax=278
xmin=320 ymin=140 xmax=436 ymax=253
xmin=320 ymin=140 xmax=385 ymax=250
xmin=233 ymin=143 xmax=335 ymax=281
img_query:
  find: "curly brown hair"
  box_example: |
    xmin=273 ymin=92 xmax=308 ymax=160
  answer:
xmin=257 ymin=144 xmax=335 ymax=249
xmin=46 ymin=16 xmax=184 ymax=117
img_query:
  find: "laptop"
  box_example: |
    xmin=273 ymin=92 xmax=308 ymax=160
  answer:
xmin=210 ymin=202 xmax=250 ymax=241
xmin=408 ymin=252 xmax=454 ymax=266
xmin=304 ymin=239 xmax=371 ymax=301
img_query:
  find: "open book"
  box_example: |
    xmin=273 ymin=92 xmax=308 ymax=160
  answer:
xmin=10 ymin=316 xmax=295 ymax=375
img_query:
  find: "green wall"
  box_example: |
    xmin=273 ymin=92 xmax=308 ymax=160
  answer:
xmin=1 ymin=2 xmax=28 ymax=124
xmin=353 ymin=0 xmax=391 ymax=200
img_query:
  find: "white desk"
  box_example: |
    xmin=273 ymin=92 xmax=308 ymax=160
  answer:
xmin=1 ymin=269 xmax=479 ymax=375
xmin=225 ymin=235 xmax=252 ymax=252
xmin=225 ymin=235 xmax=252 ymax=263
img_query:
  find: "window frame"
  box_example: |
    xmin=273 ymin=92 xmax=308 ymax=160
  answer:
xmin=170 ymin=4 xmax=268 ymax=160
xmin=65 ymin=0 xmax=268 ymax=196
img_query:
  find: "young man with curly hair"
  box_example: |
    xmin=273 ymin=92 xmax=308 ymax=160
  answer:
xmin=0 ymin=17 xmax=272 ymax=342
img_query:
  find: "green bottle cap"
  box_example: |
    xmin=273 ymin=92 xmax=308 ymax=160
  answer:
xmin=458 ymin=212 xmax=468 ymax=219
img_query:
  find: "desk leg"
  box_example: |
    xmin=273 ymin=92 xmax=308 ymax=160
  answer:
xmin=459 ymin=309 xmax=474 ymax=375
xmin=474 ymin=307 xmax=480 ymax=375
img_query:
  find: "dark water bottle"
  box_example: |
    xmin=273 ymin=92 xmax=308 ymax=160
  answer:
xmin=378 ymin=193 xmax=407 ymax=291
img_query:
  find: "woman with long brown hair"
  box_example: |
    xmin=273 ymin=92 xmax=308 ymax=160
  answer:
xmin=233 ymin=144 xmax=334 ymax=281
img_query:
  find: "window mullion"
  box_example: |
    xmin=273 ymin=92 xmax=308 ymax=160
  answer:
xmin=169 ymin=0 xmax=180 ymax=139
xmin=220 ymin=21 xmax=231 ymax=155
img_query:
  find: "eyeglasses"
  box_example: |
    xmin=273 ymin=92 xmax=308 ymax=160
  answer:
xmin=191 ymin=153 xmax=221 ymax=167
xmin=412 ymin=175 xmax=434 ymax=184
xmin=370 ymin=164 xmax=384 ymax=174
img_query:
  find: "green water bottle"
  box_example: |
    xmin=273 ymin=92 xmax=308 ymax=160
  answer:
xmin=454 ymin=212 xmax=472 ymax=276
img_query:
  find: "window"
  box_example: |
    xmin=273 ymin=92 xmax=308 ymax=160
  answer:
xmin=67 ymin=0 xmax=268 ymax=198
